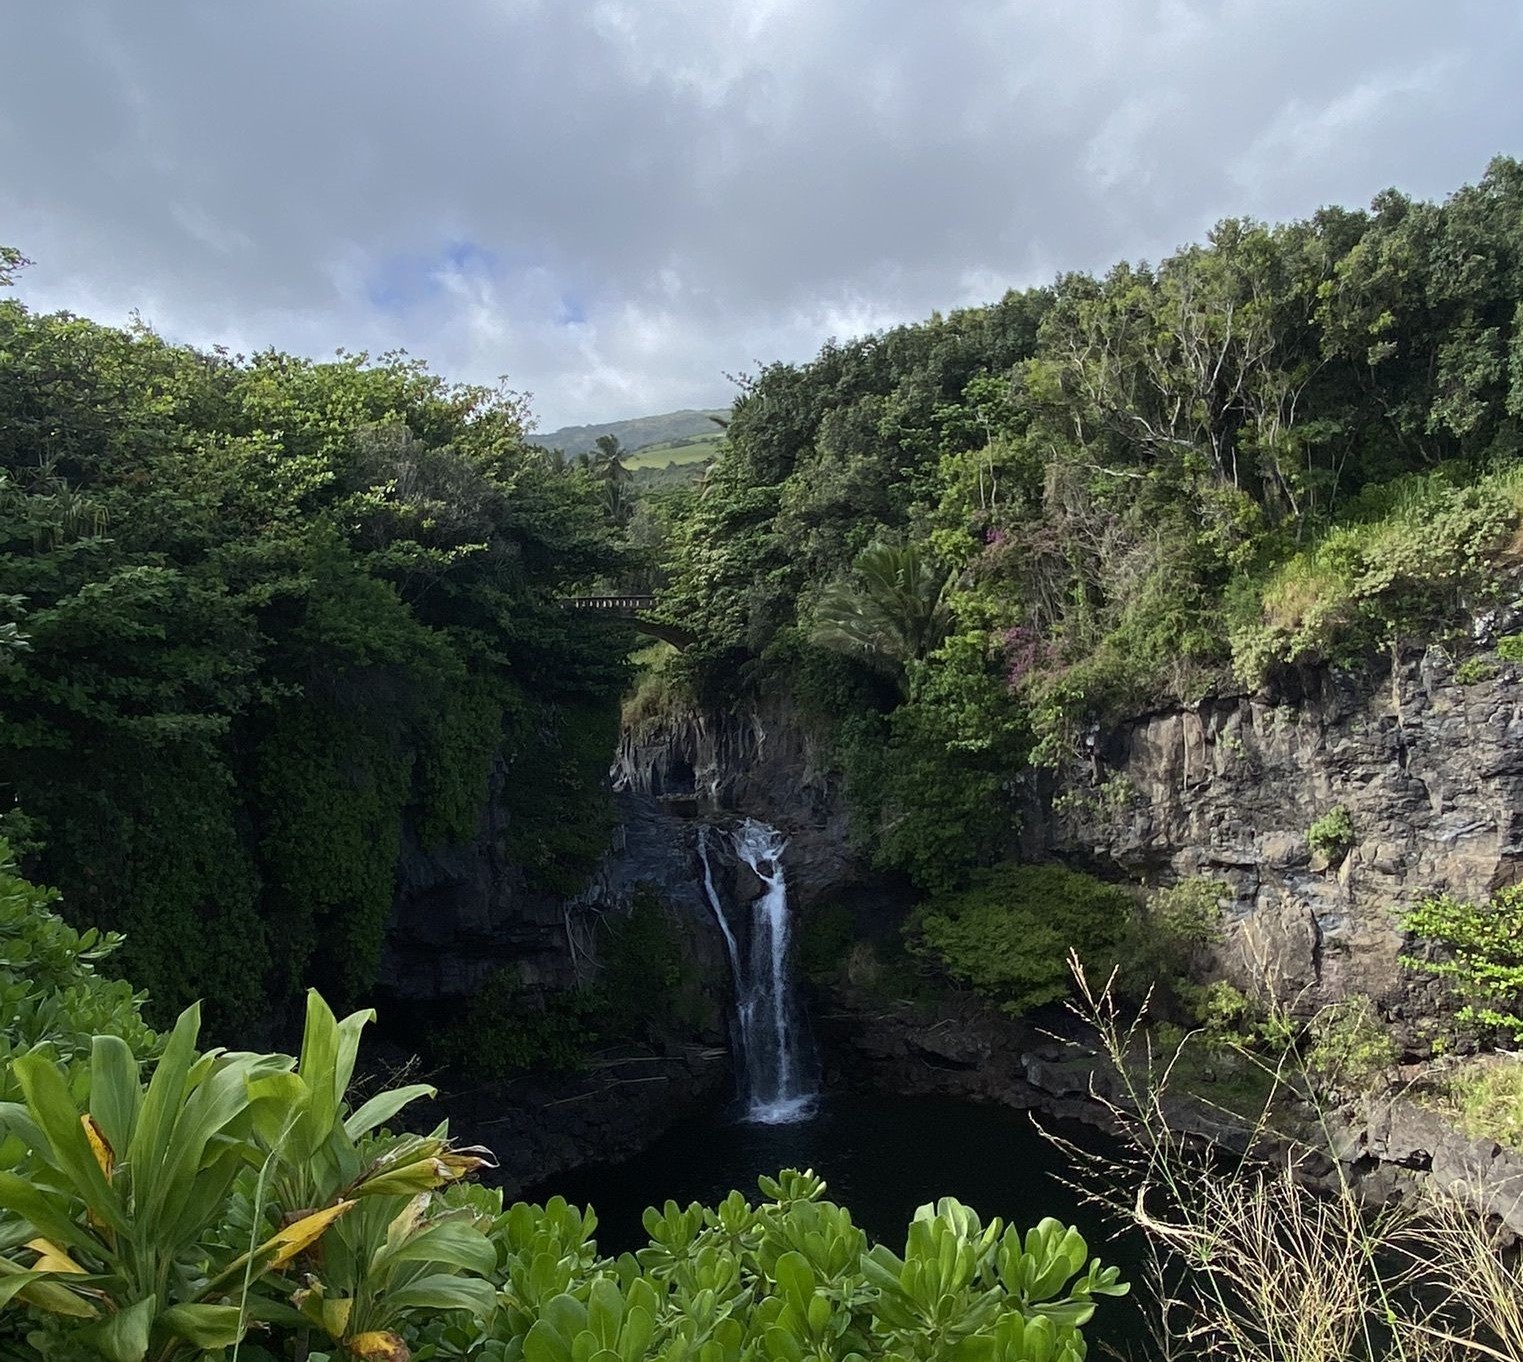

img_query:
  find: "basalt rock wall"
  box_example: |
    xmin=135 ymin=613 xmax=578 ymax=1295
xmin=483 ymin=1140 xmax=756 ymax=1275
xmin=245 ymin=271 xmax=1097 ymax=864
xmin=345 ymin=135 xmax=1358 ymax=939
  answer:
xmin=613 ymin=698 xmax=869 ymax=908
xmin=1030 ymin=648 xmax=1523 ymax=1030
xmin=377 ymin=773 xmax=730 ymax=1017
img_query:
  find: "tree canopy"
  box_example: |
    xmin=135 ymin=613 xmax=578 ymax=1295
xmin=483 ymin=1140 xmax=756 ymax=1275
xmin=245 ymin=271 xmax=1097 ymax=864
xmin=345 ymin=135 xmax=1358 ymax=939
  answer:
xmin=0 ymin=275 xmax=630 ymax=1033
xmin=654 ymin=157 xmax=1523 ymax=891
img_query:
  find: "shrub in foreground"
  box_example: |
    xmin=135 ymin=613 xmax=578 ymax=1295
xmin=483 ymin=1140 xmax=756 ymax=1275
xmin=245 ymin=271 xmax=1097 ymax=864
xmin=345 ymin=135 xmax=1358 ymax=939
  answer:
xmin=0 ymin=989 xmax=1124 ymax=1360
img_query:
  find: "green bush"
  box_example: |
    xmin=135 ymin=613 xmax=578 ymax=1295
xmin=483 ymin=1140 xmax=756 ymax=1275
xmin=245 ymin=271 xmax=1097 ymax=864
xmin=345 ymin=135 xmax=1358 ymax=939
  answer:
xmin=597 ymin=887 xmax=708 ymax=1042
xmin=1303 ymin=996 xmax=1397 ymax=1091
xmin=797 ymin=899 xmax=857 ymax=986
xmin=1307 ymin=806 xmax=1355 ymax=861
xmin=0 ymin=840 xmax=158 ymax=1104
xmin=1403 ymin=884 xmax=1523 ymax=1042
xmin=914 ymin=863 xmax=1132 ymax=1014
xmin=1118 ymin=877 xmax=1226 ymax=1011
xmin=455 ymin=1171 xmax=1125 ymax=1362
xmin=1186 ymin=980 xmax=1298 ymax=1055
xmin=839 ymin=633 xmax=1029 ymax=894
xmin=1453 ymin=655 xmax=1498 ymax=685
xmin=434 ymin=971 xmax=597 ymax=1080
xmin=1497 ymin=632 xmax=1523 ymax=662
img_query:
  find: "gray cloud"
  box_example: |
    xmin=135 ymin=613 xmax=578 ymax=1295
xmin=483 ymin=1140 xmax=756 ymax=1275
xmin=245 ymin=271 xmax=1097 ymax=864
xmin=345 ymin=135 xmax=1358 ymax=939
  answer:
xmin=5 ymin=0 xmax=1521 ymax=428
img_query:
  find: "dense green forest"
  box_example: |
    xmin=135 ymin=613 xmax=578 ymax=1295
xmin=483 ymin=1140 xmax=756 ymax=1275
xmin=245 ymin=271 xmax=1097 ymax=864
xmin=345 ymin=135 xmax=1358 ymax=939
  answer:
xmin=7 ymin=158 xmax=1523 ymax=1031
xmin=648 ymin=157 xmax=1523 ymax=892
xmin=0 ymin=246 xmax=629 ymax=1034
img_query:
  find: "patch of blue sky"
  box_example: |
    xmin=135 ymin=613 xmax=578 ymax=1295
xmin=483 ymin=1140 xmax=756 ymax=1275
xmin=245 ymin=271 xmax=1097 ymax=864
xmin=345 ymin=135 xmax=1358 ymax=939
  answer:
xmin=367 ymin=239 xmax=500 ymax=312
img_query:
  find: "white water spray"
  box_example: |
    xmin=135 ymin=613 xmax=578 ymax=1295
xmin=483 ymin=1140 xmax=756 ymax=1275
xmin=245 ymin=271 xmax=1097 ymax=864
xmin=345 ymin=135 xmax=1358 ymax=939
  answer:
xmin=697 ymin=819 xmax=816 ymax=1124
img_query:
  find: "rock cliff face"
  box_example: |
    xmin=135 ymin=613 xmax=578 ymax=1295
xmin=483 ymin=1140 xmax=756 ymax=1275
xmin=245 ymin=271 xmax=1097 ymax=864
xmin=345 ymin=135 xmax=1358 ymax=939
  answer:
xmin=377 ymin=778 xmax=731 ymax=1011
xmin=612 ymin=698 xmax=867 ymax=907
xmin=822 ymin=991 xmax=1523 ymax=1235
xmin=375 ymin=779 xmax=736 ymax=1179
xmin=1032 ymin=648 xmax=1523 ymax=1026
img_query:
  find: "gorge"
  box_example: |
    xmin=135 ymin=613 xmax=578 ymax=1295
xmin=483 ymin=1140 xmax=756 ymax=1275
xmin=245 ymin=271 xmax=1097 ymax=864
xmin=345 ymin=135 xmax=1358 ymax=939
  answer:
xmin=385 ymin=639 xmax=1523 ymax=1232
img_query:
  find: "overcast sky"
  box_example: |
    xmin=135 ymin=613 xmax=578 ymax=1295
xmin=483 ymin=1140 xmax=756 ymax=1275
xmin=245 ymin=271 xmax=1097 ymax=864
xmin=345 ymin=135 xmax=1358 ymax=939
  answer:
xmin=7 ymin=2 xmax=1522 ymax=431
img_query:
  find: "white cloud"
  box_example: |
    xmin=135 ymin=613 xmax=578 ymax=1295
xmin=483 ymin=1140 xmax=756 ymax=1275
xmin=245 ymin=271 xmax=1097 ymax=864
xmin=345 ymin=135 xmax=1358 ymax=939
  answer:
xmin=4 ymin=0 xmax=1520 ymax=427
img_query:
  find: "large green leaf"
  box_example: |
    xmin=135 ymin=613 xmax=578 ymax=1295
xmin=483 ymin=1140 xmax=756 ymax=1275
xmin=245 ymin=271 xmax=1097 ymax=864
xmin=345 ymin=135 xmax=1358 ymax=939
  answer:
xmin=146 ymin=1057 xmax=256 ymax=1243
xmin=0 ymin=1266 xmax=49 ymax=1310
xmin=0 ymin=1256 xmax=98 ymax=1319
xmin=0 ymin=1170 xmax=90 ymax=1249
xmin=125 ymin=1003 xmax=201 ymax=1196
xmin=380 ymin=1272 xmax=497 ymax=1317
xmin=377 ymin=1218 xmax=496 ymax=1276
xmin=344 ymin=1083 xmax=436 ymax=1140
xmin=10 ymin=1055 xmax=124 ymax=1232
xmin=83 ymin=1293 xmax=156 ymax=1362
xmin=159 ymin=1301 xmax=247 ymax=1348
xmin=294 ymin=991 xmax=343 ymax=1160
xmin=0 ymin=1101 xmax=50 ymax=1159
xmin=87 ymin=1036 xmax=139 ymax=1160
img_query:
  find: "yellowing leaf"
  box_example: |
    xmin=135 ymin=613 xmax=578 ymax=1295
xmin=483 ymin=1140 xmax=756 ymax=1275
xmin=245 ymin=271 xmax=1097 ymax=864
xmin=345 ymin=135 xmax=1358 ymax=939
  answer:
xmin=80 ymin=1115 xmax=114 ymax=1181
xmin=347 ymin=1330 xmax=411 ymax=1360
xmin=268 ymin=1201 xmax=355 ymax=1268
xmin=435 ymin=1145 xmax=497 ymax=1180
xmin=293 ymin=1283 xmax=354 ymax=1340
xmin=25 ymin=1239 xmax=85 ymax=1274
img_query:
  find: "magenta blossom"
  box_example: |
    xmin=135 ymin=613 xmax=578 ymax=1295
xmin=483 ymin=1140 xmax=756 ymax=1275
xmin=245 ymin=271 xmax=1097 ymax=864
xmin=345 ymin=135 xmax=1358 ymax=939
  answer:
xmin=1001 ymin=625 xmax=1049 ymax=688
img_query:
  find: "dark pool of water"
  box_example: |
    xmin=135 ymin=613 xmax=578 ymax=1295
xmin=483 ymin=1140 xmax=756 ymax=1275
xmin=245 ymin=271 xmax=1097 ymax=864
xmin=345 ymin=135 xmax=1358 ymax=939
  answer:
xmin=530 ymin=1091 xmax=1149 ymax=1352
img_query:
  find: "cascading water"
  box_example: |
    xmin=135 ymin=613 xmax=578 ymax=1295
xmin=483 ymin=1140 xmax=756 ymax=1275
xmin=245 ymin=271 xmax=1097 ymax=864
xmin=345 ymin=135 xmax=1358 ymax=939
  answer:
xmin=697 ymin=819 xmax=817 ymax=1124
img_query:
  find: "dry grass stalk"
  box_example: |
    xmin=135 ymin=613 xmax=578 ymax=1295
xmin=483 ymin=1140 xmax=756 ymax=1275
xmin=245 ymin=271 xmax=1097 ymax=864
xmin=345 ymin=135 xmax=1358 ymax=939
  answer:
xmin=1055 ymin=954 xmax=1520 ymax=1362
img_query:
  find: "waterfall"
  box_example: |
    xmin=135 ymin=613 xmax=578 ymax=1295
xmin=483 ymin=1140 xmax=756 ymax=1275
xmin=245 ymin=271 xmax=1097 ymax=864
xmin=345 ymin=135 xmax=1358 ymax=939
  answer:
xmin=697 ymin=818 xmax=817 ymax=1124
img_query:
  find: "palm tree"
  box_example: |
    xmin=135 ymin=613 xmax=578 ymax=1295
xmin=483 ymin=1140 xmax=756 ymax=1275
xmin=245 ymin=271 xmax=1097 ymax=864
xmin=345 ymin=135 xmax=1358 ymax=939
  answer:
xmin=812 ymin=541 xmax=953 ymax=684
xmin=591 ymin=433 xmax=631 ymax=482
xmin=576 ymin=435 xmax=635 ymax=526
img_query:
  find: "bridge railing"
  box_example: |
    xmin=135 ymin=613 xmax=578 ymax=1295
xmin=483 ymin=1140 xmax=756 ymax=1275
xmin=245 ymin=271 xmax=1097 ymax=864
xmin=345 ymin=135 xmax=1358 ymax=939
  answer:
xmin=557 ymin=595 xmax=658 ymax=613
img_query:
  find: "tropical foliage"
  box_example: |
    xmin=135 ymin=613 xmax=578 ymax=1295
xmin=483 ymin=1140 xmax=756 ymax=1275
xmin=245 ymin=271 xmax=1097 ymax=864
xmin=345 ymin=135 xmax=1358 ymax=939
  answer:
xmin=0 ymin=842 xmax=157 ymax=1105
xmin=812 ymin=543 xmax=952 ymax=688
xmin=913 ymin=865 xmax=1132 ymax=1015
xmin=1403 ymin=884 xmax=1523 ymax=1041
xmin=0 ymin=989 xmax=1123 ymax=1361
xmin=0 ymin=269 xmax=629 ymax=1034
xmin=650 ymin=157 xmax=1523 ymax=891
xmin=0 ymin=989 xmax=493 ymax=1361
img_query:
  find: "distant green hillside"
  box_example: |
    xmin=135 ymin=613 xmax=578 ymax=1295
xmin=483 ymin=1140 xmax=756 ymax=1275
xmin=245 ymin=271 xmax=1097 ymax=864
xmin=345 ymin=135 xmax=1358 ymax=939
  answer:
xmin=626 ymin=433 xmax=722 ymax=469
xmin=531 ymin=407 xmax=728 ymax=457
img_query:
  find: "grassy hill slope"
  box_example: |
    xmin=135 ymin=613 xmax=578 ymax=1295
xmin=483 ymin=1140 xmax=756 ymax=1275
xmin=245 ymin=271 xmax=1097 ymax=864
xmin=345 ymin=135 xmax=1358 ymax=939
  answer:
xmin=532 ymin=407 xmax=728 ymax=457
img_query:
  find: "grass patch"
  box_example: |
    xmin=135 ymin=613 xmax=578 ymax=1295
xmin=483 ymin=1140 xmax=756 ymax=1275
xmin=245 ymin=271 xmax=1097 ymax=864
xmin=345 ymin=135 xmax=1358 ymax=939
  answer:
xmin=1156 ymin=1026 xmax=1279 ymax=1121
xmin=1230 ymin=465 xmax=1523 ymax=680
xmin=625 ymin=434 xmax=723 ymax=470
xmin=1432 ymin=1054 xmax=1523 ymax=1149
